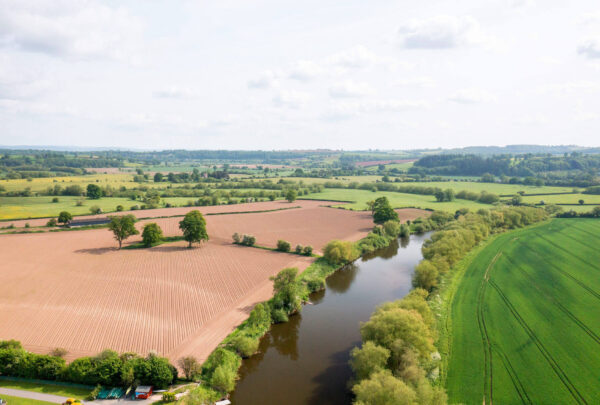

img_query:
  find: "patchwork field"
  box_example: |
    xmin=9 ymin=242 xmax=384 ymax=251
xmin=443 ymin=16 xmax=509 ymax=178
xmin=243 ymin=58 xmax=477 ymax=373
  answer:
xmin=0 ymin=201 xmax=427 ymax=364
xmin=446 ymin=219 xmax=600 ymax=404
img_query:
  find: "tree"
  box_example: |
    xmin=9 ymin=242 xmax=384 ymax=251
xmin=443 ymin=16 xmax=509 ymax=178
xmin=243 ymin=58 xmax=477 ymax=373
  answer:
xmin=86 ymin=184 xmax=102 ymax=199
xmin=350 ymin=341 xmax=390 ymax=381
xmin=579 ymin=199 xmax=585 ymax=205
xmin=90 ymin=205 xmax=102 ymax=215
xmin=323 ymin=240 xmax=357 ymax=264
xmin=142 ymin=223 xmax=163 ymax=247
xmin=179 ymin=210 xmax=208 ymax=248
xmin=593 ymin=206 xmax=600 ymax=217
xmin=352 ymin=370 xmax=416 ymax=405
xmin=412 ymin=261 xmax=439 ymax=291
xmin=271 ymin=267 xmax=301 ymax=314
xmin=372 ymin=197 xmax=398 ymax=224
xmin=285 ymin=189 xmax=297 ymax=203
xmin=276 ymin=239 xmax=291 ymax=252
xmin=511 ymin=194 xmax=523 ymax=206
xmin=178 ymin=356 xmax=200 ymax=380
xmin=108 ymin=215 xmax=139 ymax=249
xmin=58 ymin=211 xmax=72 ymax=226
xmin=153 ymin=172 xmax=164 ymax=182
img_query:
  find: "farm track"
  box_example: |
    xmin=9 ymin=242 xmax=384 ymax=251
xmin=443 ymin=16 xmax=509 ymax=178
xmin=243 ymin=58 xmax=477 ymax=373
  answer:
xmin=0 ymin=201 xmax=427 ymax=365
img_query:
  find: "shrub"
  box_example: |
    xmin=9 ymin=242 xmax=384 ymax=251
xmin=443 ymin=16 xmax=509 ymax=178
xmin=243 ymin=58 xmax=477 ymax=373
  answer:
xmin=230 ymin=335 xmax=259 ymax=358
xmin=25 ymin=223 xmax=30 ymax=228
xmin=131 ymin=205 xmax=140 ymax=210
xmin=46 ymin=218 xmax=58 ymax=227
xmin=52 ymin=197 xmax=59 ymax=203
xmin=295 ymin=244 xmax=303 ymax=254
xmin=142 ymin=223 xmax=163 ymax=247
xmin=162 ymin=392 xmax=176 ymax=402
xmin=76 ymin=199 xmax=84 ymax=206
xmin=210 ymin=365 xmax=236 ymax=393
xmin=90 ymin=206 xmax=102 ymax=215
xmin=88 ymin=385 xmax=102 ymax=401
xmin=178 ymin=356 xmax=200 ymax=380
xmin=271 ymin=308 xmax=289 ymax=323
xmin=50 ymin=348 xmax=68 ymax=358
xmin=302 ymin=246 xmax=313 ymax=256
xmin=412 ymin=261 xmax=439 ymax=291
xmin=383 ymin=220 xmax=401 ymax=238
xmin=58 ymin=211 xmax=72 ymax=225
xmin=241 ymin=234 xmax=256 ymax=246
xmin=350 ymin=341 xmax=390 ymax=381
xmin=116 ymin=205 xmax=124 ymax=212
xmin=246 ymin=303 xmax=271 ymax=331
xmin=323 ymin=240 xmax=358 ymax=265
xmin=232 ymin=232 xmax=241 ymax=244
xmin=277 ymin=240 xmax=291 ymax=252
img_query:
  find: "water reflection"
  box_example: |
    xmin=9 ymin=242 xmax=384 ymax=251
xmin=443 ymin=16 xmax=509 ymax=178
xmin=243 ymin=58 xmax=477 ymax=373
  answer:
xmin=326 ymin=263 xmax=358 ymax=294
xmin=270 ymin=313 xmax=300 ymax=361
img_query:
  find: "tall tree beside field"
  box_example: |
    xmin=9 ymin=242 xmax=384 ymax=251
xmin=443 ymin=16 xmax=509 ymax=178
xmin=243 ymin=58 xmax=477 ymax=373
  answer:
xmin=57 ymin=211 xmax=72 ymax=226
xmin=108 ymin=215 xmax=139 ymax=249
xmin=285 ymin=189 xmax=297 ymax=203
xmin=86 ymin=184 xmax=103 ymax=199
xmin=179 ymin=210 xmax=208 ymax=248
xmin=178 ymin=356 xmax=200 ymax=380
xmin=142 ymin=223 xmax=163 ymax=247
xmin=372 ymin=196 xmax=399 ymax=224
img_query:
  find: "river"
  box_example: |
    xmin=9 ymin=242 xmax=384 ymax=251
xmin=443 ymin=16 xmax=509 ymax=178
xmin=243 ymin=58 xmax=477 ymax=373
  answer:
xmin=230 ymin=232 xmax=431 ymax=405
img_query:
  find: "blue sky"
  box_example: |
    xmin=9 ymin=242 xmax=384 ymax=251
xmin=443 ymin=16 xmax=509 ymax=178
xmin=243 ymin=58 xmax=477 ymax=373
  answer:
xmin=1 ymin=0 xmax=600 ymax=150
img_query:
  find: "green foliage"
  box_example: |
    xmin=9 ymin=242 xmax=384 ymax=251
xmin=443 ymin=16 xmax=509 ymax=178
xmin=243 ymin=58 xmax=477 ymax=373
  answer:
xmin=46 ymin=218 xmax=57 ymax=227
xmin=350 ymin=342 xmax=390 ymax=381
xmin=230 ymin=335 xmax=259 ymax=358
xmin=372 ymin=196 xmax=399 ymax=224
xmin=382 ymin=220 xmax=401 ymax=238
xmin=58 ymin=211 xmax=72 ymax=225
xmin=276 ymin=239 xmax=291 ymax=252
xmin=86 ymin=184 xmax=102 ymax=199
xmin=357 ymin=233 xmax=390 ymax=254
xmin=162 ymin=392 xmax=176 ymax=402
xmin=412 ymin=261 xmax=439 ymax=291
xmin=116 ymin=205 xmax=124 ymax=211
xmin=239 ymin=234 xmax=256 ymax=246
xmin=302 ymin=245 xmax=313 ymax=256
xmin=142 ymin=222 xmax=163 ymax=247
xmin=295 ymin=244 xmax=303 ymax=254
xmin=52 ymin=197 xmax=59 ymax=203
xmin=270 ymin=308 xmax=289 ymax=323
xmin=323 ymin=240 xmax=358 ymax=265
xmin=285 ymin=189 xmax=297 ymax=202
xmin=178 ymin=356 xmax=200 ymax=380
xmin=108 ymin=214 xmax=139 ymax=249
xmin=232 ymin=232 xmax=241 ymax=244
xmin=88 ymin=385 xmax=102 ymax=400
xmin=271 ymin=267 xmax=301 ymax=314
xmin=210 ymin=365 xmax=236 ymax=393
xmin=89 ymin=205 xmax=102 ymax=214
xmin=179 ymin=210 xmax=208 ymax=248
xmin=353 ymin=370 xmax=416 ymax=405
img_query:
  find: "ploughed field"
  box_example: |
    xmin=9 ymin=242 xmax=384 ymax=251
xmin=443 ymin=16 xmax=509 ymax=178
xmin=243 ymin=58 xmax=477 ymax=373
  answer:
xmin=0 ymin=200 xmax=427 ymax=365
xmin=446 ymin=219 xmax=600 ymax=404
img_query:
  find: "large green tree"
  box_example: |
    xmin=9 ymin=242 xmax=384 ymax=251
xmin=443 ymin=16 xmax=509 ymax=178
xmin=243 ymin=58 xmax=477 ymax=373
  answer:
xmin=179 ymin=210 xmax=208 ymax=248
xmin=372 ymin=197 xmax=399 ymax=224
xmin=142 ymin=223 xmax=163 ymax=247
xmin=57 ymin=211 xmax=73 ymax=226
xmin=86 ymin=184 xmax=103 ymax=199
xmin=108 ymin=215 xmax=139 ymax=249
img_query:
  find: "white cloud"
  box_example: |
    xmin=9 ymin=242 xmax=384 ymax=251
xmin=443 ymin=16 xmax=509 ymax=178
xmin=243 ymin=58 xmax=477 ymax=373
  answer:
xmin=0 ymin=0 xmax=143 ymax=61
xmin=538 ymin=80 xmax=600 ymax=94
xmin=153 ymin=86 xmax=196 ymax=99
xmin=327 ymin=45 xmax=378 ymax=69
xmin=398 ymin=15 xmax=490 ymax=49
xmin=324 ymin=99 xmax=428 ymax=119
xmin=247 ymin=70 xmax=279 ymax=89
xmin=288 ymin=60 xmax=323 ymax=81
xmin=272 ymin=90 xmax=310 ymax=108
xmin=579 ymin=11 xmax=600 ymax=26
xmin=329 ymin=81 xmax=374 ymax=98
xmin=577 ymin=37 xmax=600 ymax=58
xmin=0 ymin=60 xmax=52 ymax=100
xmin=449 ymin=88 xmax=497 ymax=104
xmin=392 ymin=76 xmax=436 ymax=88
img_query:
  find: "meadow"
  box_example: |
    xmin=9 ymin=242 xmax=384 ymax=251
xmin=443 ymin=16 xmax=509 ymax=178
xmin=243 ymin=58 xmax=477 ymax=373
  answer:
xmin=302 ymin=188 xmax=492 ymax=212
xmin=445 ymin=219 xmax=600 ymax=404
xmin=0 ymin=394 xmax=54 ymax=405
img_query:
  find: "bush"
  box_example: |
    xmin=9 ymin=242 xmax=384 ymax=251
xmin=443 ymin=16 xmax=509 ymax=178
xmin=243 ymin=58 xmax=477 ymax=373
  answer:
xmin=230 ymin=335 xmax=259 ymax=358
xmin=271 ymin=308 xmax=289 ymax=323
xmin=178 ymin=356 xmax=200 ymax=380
xmin=295 ymin=244 xmax=303 ymax=254
xmin=210 ymin=365 xmax=236 ymax=393
xmin=162 ymin=392 xmax=176 ymax=402
xmin=75 ymin=199 xmax=84 ymax=206
xmin=232 ymin=232 xmax=241 ymax=244
xmin=116 ymin=205 xmax=124 ymax=212
xmin=52 ymin=197 xmax=59 ymax=203
xmin=302 ymin=246 xmax=313 ymax=256
xmin=323 ymin=240 xmax=358 ymax=265
xmin=90 ymin=205 xmax=102 ymax=215
xmin=46 ymin=218 xmax=58 ymax=227
xmin=142 ymin=223 xmax=163 ymax=247
xmin=241 ymin=234 xmax=256 ymax=246
xmin=88 ymin=385 xmax=102 ymax=401
xmin=412 ymin=261 xmax=439 ymax=291
xmin=383 ymin=220 xmax=401 ymax=238
xmin=25 ymin=223 xmax=30 ymax=228
xmin=276 ymin=239 xmax=291 ymax=252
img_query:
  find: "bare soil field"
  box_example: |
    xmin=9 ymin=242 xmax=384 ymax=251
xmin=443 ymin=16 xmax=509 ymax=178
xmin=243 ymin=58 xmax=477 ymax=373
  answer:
xmin=0 ymin=201 xmax=429 ymax=364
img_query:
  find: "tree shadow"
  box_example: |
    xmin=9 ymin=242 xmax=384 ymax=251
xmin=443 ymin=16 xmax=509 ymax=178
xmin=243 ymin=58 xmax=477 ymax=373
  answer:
xmin=150 ymin=245 xmax=190 ymax=252
xmin=74 ymin=247 xmax=117 ymax=255
xmin=307 ymin=344 xmax=358 ymax=405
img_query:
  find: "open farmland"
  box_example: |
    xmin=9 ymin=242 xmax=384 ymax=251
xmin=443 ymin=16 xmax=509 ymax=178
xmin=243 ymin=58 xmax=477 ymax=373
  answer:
xmin=302 ymin=188 xmax=489 ymax=212
xmin=0 ymin=200 xmax=428 ymax=364
xmin=446 ymin=219 xmax=600 ymax=404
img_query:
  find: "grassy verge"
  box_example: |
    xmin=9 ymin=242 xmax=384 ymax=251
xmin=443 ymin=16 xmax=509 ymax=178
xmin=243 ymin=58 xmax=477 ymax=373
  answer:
xmin=0 ymin=379 xmax=91 ymax=400
xmin=0 ymin=394 xmax=55 ymax=405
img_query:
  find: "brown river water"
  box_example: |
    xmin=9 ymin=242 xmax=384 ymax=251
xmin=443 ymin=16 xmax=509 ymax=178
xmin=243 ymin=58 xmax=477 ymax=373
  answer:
xmin=230 ymin=232 xmax=431 ymax=405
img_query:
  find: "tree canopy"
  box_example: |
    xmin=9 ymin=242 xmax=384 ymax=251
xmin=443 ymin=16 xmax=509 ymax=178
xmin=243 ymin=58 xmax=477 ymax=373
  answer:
xmin=179 ymin=210 xmax=209 ymax=248
xmin=108 ymin=215 xmax=139 ymax=249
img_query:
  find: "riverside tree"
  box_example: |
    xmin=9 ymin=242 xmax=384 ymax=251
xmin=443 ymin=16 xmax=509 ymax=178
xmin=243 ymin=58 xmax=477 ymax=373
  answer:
xmin=372 ymin=196 xmax=399 ymax=224
xmin=179 ymin=210 xmax=208 ymax=248
xmin=108 ymin=215 xmax=139 ymax=249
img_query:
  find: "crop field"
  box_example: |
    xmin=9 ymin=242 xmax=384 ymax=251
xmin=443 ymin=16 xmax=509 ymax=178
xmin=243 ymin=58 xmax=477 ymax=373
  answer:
xmin=0 ymin=201 xmax=427 ymax=364
xmin=302 ymin=188 xmax=488 ymax=212
xmin=446 ymin=219 xmax=600 ymax=404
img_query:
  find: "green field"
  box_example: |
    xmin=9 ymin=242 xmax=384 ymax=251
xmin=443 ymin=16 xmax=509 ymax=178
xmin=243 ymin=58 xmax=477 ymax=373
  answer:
xmin=302 ymin=188 xmax=488 ymax=212
xmin=0 ymin=379 xmax=91 ymax=400
xmin=445 ymin=219 xmax=600 ymax=404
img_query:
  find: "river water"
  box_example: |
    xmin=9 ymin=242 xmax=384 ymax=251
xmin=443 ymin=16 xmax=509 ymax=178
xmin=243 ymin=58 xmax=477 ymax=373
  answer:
xmin=230 ymin=233 xmax=430 ymax=405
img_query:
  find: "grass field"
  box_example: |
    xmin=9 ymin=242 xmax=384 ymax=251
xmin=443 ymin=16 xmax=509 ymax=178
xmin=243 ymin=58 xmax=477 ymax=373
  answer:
xmin=302 ymin=188 xmax=490 ymax=212
xmin=0 ymin=394 xmax=55 ymax=405
xmin=0 ymin=380 xmax=91 ymax=400
xmin=445 ymin=219 xmax=600 ymax=404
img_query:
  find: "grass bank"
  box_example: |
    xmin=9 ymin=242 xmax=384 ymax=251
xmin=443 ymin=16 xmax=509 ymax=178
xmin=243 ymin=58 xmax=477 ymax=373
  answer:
xmin=0 ymin=378 xmax=91 ymax=400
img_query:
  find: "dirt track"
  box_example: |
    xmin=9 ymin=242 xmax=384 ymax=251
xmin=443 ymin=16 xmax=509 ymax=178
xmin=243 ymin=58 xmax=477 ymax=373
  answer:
xmin=0 ymin=202 xmax=428 ymax=364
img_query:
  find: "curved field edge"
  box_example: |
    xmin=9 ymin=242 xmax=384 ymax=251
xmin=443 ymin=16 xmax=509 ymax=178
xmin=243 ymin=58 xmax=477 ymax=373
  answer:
xmin=440 ymin=219 xmax=600 ymax=404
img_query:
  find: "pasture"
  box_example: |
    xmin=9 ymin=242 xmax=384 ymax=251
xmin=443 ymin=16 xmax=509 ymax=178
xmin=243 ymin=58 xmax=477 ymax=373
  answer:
xmin=302 ymin=188 xmax=488 ymax=212
xmin=445 ymin=219 xmax=600 ymax=404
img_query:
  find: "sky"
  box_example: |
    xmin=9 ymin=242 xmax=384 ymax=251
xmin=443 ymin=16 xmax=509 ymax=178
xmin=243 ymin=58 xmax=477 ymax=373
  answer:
xmin=1 ymin=0 xmax=600 ymax=150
